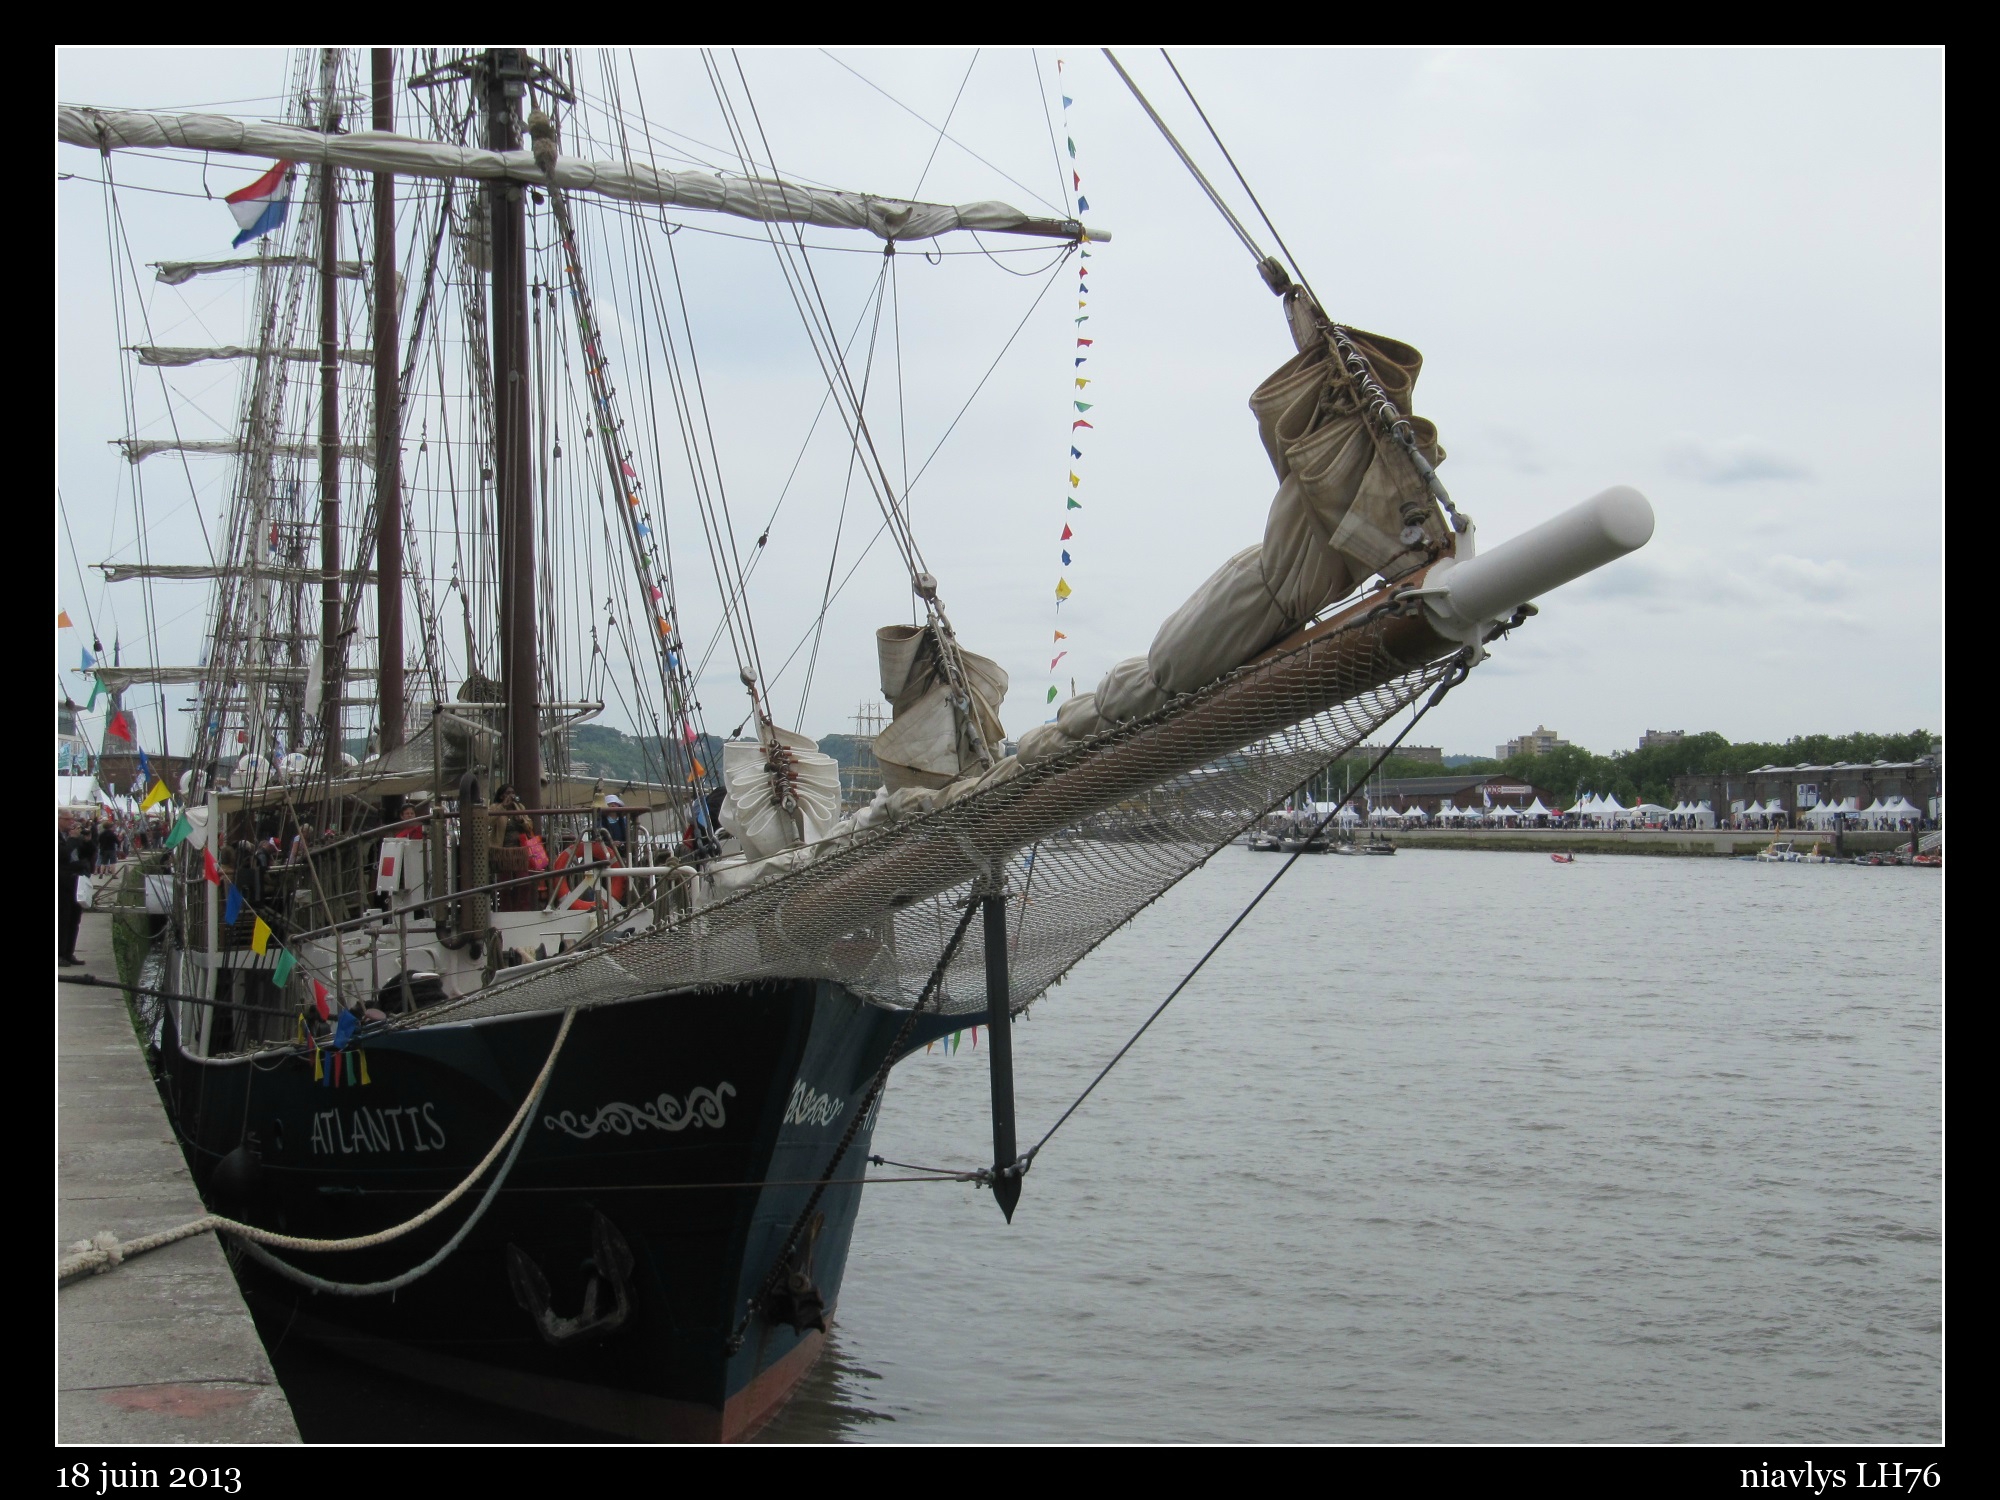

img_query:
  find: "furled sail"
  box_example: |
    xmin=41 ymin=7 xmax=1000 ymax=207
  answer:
xmin=871 ymin=624 xmax=1009 ymax=792
xmin=718 ymin=727 xmax=844 ymax=861
xmin=133 ymin=345 xmax=372 ymax=367
xmin=1044 ymin=327 xmax=1453 ymax=739
xmin=153 ymin=257 xmax=363 ymax=286
xmin=97 ymin=563 xmax=378 ymax=583
xmin=94 ymin=664 xmax=307 ymax=687
xmin=59 ymin=106 xmax=1109 ymax=245
xmin=115 ymin=438 xmax=375 ymax=466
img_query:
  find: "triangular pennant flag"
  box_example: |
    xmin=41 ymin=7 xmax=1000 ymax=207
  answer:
xmin=1072 ymin=419 xmax=1093 ymax=431
xmin=1078 ymin=300 xmax=1087 ymax=309
xmin=1068 ymin=497 xmax=1083 ymax=510
xmin=1062 ymin=94 xmax=1072 ymax=108
xmin=251 ymin=917 xmax=272 ymax=955
xmin=1067 ymin=137 xmax=1076 ymax=158
xmin=1055 ymin=577 xmax=1072 ymax=601
xmin=224 ymin=882 xmax=243 ymax=926
xmin=138 ymin=748 xmax=152 ymax=781
xmin=1075 ymin=316 xmax=1089 ymax=326
xmin=1061 ymin=524 xmax=1073 ymax=540
xmin=312 ymin=979 xmax=331 ymax=1021
xmin=1074 ymin=401 xmax=1093 ymax=412
xmin=1053 ymin=629 xmax=1068 ymax=641
xmin=202 ymin=846 xmax=221 ymax=884
xmin=1075 ymin=378 xmax=1091 ymax=389
xmin=1077 ymin=195 xmax=1090 ymax=212
xmin=1061 ymin=550 xmax=1072 ymax=566
xmin=1075 ymin=358 xmax=1087 ymax=369
xmin=314 ymin=1048 xmax=324 ymax=1084
xmin=1048 ymin=683 xmax=1059 ymax=703
xmin=80 ymin=647 xmax=95 ymax=671
xmin=86 ymin=676 xmax=104 ymax=709
xmin=273 ymin=949 xmax=296 ymax=988
xmin=106 ymin=711 xmax=132 ymax=741
xmin=165 ymin=813 xmax=190 ymax=849
xmin=1076 ymin=338 xmax=1093 ymax=347
xmin=58 ymin=610 xmax=72 ymax=628
xmin=333 ymin=1051 xmax=344 ymax=1087
xmin=1069 ymin=472 xmax=1081 ymax=488
xmin=1051 ymin=651 xmax=1067 ymax=669
xmin=358 ymin=1051 xmax=372 ymax=1086
xmin=139 ymin=778 xmax=170 ymax=811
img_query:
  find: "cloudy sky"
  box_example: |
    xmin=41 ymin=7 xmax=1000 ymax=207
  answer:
xmin=56 ymin=47 xmax=1942 ymax=764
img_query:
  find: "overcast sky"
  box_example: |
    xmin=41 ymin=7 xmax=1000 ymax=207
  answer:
xmin=56 ymin=47 xmax=1943 ymax=764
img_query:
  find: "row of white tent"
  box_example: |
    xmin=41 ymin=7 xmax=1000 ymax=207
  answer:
xmin=1797 ymin=795 xmax=1924 ymax=830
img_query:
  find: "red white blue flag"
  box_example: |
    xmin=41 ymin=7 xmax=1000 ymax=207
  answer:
xmin=226 ymin=161 xmax=294 ymax=248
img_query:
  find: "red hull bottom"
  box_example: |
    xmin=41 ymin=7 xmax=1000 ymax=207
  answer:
xmin=279 ymin=1305 xmax=827 ymax=1442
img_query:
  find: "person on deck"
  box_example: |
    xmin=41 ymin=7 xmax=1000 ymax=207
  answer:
xmin=59 ymin=815 xmax=97 ymax=967
xmin=491 ymin=784 xmax=532 ymax=849
xmin=96 ymin=821 xmax=118 ymax=869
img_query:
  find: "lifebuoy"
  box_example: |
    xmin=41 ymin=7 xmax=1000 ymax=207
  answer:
xmin=550 ymin=841 xmax=625 ymax=908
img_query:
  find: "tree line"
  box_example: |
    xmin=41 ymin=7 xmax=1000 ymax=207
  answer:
xmin=1341 ymin=730 xmax=1937 ymax=808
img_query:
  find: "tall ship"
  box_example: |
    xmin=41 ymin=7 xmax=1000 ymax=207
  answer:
xmin=58 ymin=48 xmax=1653 ymax=1439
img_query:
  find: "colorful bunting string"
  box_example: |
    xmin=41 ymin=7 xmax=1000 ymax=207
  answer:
xmin=1045 ymin=57 xmax=1101 ymax=716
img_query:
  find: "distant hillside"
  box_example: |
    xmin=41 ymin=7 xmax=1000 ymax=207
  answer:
xmin=568 ymin=723 xmax=725 ymax=785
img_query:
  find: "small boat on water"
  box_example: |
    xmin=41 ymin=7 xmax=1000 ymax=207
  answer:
xmin=1550 ymin=852 xmax=1575 ymax=864
xmin=1756 ymin=841 xmax=1801 ymax=863
xmin=1331 ymin=834 xmax=1396 ymax=855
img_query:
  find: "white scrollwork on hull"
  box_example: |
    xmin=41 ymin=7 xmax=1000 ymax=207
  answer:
xmin=544 ymin=1082 xmax=737 ymax=1140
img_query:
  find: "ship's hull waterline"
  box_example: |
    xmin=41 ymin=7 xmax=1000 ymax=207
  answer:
xmin=159 ymin=978 xmax=950 ymax=1440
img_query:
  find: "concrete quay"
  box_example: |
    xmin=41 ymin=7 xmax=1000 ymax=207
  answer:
xmin=1381 ymin=827 xmax=1920 ymax=857
xmin=58 ymin=910 xmax=299 ymax=1443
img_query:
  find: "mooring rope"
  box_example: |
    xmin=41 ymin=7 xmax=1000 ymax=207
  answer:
xmin=58 ymin=1009 xmax=577 ymax=1290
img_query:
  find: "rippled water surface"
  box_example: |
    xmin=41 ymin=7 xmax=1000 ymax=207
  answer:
xmin=760 ymin=850 xmax=1941 ymax=1443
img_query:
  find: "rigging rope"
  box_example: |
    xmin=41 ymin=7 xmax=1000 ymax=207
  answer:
xmin=1017 ymin=653 xmax=1474 ymax=1173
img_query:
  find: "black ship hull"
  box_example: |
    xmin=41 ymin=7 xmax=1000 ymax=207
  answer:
xmin=159 ymin=978 xmax=964 ymax=1441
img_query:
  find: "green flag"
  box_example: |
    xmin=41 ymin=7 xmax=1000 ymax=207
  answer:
xmin=86 ymin=675 xmax=104 ymax=709
xmin=273 ymin=950 xmax=297 ymax=988
xmin=1046 ymin=685 xmax=1058 ymax=703
xmin=164 ymin=813 xmax=191 ymax=849
xmin=1067 ymin=498 xmax=1082 ymax=510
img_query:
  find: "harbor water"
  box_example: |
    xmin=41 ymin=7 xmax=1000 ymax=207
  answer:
xmin=266 ymin=850 xmax=1943 ymax=1442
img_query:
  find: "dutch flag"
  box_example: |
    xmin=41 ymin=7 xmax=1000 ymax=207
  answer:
xmin=225 ymin=161 xmax=294 ymax=248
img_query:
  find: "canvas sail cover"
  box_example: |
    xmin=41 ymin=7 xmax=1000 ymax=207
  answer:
xmin=871 ymin=624 xmax=1009 ymax=791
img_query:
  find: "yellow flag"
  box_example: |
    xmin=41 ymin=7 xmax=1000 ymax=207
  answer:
xmin=1074 ymin=378 xmax=1091 ymax=389
xmin=139 ymin=778 xmax=171 ymax=811
xmin=1069 ymin=472 xmax=1080 ymax=488
xmin=251 ymin=917 xmax=272 ymax=955
xmin=1055 ymin=578 xmax=1072 ymax=601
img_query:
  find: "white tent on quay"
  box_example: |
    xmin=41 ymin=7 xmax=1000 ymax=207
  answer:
xmin=1879 ymin=795 xmax=1921 ymax=824
xmin=1522 ymin=797 xmax=1553 ymax=822
xmin=1859 ymin=798 xmax=1889 ymax=827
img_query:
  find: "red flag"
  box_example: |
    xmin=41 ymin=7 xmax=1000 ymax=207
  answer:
xmin=1076 ymin=338 xmax=1093 ymax=347
xmin=106 ymin=712 xmax=133 ymax=741
xmin=1073 ymin=171 xmax=1081 ymax=191
xmin=311 ymin=979 xmax=331 ymax=1021
xmin=1072 ymin=420 xmax=1094 ymax=431
xmin=202 ymin=846 xmax=221 ymax=884
xmin=1061 ymin=524 xmax=1073 ymax=540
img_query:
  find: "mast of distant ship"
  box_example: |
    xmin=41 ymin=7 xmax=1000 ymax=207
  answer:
xmin=315 ymin=48 xmax=344 ymax=774
xmin=486 ymin=47 xmax=538 ymax=808
xmin=372 ymin=48 xmax=404 ymax=757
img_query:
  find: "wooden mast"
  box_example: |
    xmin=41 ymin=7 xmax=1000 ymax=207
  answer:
xmin=485 ymin=47 xmax=539 ymax=807
xmin=371 ymin=48 xmax=405 ymax=756
xmin=315 ymin=51 xmax=343 ymax=775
